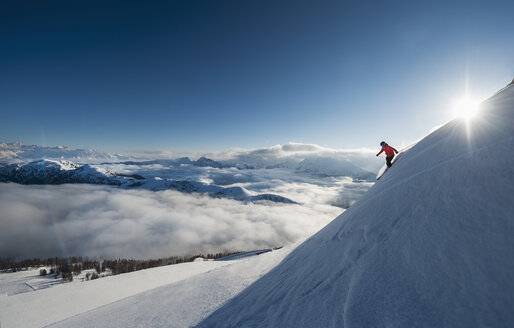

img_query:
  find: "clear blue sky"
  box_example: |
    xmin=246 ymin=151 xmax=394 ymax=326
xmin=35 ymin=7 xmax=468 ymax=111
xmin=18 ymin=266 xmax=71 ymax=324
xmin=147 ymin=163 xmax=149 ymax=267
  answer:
xmin=1 ymin=0 xmax=513 ymax=152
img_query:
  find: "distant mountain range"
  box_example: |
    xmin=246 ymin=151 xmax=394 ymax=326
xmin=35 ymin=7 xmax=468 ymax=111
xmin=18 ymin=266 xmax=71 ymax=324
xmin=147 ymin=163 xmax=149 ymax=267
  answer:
xmin=0 ymin=142 xmax=130 ymax=163
xmin=0 ymin=160 xmax=298 ymax=204
xmin=0 ymin=142 xmax=376 ymax=179
xmin=0 ymin=142 xmax=376 ymax=206
xmin=114 ymin=157 xmax=374 ymax=180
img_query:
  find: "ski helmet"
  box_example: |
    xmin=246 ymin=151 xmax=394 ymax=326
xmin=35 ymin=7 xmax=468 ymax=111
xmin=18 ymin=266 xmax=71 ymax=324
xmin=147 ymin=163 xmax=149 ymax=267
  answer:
xmin=380 ymin=141 xmax=386 ymax=146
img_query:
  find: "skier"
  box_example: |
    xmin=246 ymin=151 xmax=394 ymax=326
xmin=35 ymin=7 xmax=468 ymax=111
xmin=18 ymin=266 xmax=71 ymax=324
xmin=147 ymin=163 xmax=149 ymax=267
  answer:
xmin=376 ymin=141 xmax=399 ymax=168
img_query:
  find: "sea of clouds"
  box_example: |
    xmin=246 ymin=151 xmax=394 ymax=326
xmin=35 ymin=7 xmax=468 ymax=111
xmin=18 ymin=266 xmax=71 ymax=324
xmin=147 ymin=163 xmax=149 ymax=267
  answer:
xmin=0 ymin=183 xmax=346 ymax=260
xmin=0 ymin=142 xmax=380 ymax=260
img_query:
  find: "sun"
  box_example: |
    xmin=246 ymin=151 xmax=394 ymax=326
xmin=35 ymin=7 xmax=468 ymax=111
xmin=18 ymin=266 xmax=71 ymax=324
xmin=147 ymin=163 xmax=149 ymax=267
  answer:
xmin=453 ymin=96 xmax=480 ymax=120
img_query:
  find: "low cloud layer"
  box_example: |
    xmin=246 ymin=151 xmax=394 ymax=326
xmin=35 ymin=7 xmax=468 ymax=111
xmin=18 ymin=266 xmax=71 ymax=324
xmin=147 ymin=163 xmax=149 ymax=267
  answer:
xmin=0 ymin=183 xmax=344 ymax=260
xmin=0 ymin=142 xmax=379 ymax=261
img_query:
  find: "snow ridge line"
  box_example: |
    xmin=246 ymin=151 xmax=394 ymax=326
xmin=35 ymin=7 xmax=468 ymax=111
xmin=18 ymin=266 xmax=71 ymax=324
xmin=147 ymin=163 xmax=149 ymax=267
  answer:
xmin=369 ymin=133 xmax=514 ymax=204
xmin=493 ymin=80 xmax=514 ymax=96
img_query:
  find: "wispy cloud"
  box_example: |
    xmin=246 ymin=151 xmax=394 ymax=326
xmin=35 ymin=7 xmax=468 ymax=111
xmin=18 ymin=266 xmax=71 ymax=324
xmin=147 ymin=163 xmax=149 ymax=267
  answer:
xmin=205 ymin=143 xmax=379 ymax=172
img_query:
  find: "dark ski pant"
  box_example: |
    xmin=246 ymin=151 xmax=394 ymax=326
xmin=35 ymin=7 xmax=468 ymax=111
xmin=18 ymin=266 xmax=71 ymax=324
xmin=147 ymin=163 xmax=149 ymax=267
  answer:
xmin=386 ymin=155 xmax=394 ymax=168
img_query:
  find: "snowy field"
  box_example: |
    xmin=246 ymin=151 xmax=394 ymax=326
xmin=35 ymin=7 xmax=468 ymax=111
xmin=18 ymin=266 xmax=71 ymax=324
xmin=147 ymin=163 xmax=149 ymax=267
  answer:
xmin=0 ymin=269 xmax=52 ymax=296
xmin=0 ymin=267 xmax=112 ymax=297
xmin=0 ymin=246 xmax=293 ymax=328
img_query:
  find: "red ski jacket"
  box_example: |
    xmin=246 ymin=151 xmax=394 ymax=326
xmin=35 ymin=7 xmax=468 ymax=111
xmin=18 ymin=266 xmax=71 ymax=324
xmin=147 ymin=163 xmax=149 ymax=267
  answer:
xmin=377 ymin=144 xmax=398 ymax=157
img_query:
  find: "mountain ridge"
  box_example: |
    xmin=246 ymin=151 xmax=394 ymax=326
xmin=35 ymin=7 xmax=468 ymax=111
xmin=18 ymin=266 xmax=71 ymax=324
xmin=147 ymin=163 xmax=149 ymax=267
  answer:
xmin=0 ymin=142 xmax=378 ymax=179
xmin=0 ymin=160 xmax=298 ymax=204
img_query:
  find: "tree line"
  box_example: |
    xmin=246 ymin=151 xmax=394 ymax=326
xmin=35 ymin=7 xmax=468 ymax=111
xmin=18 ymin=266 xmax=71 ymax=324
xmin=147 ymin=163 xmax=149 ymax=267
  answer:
xmin=0 ymin=251 xmax=242 ymax=282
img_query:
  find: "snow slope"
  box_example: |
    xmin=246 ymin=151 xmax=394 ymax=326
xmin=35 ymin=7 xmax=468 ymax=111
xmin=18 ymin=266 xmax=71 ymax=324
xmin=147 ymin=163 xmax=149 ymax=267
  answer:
xmin=0 ymin=246 xmax=294 ymax=328
xmin=196 ymin=85 xmax=514 ymax=327
xmin=0 ymin=261 xmax=232 ymax=328
xmin=47 ymin=247 xmax=292 ymax=328
xmin=0 ymin=270 xmax=48 ymax=296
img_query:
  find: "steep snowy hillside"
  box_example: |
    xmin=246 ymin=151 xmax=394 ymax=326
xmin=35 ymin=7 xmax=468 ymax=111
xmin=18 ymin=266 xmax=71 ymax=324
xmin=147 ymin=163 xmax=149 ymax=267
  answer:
xmin=197 ymin=85 xmax=514 ymax=327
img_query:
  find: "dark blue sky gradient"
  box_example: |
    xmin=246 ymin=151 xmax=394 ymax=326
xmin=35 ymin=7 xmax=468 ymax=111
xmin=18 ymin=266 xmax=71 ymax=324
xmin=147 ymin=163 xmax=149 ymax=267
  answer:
xmin=1 ymin=0 xmax=513 ymax=151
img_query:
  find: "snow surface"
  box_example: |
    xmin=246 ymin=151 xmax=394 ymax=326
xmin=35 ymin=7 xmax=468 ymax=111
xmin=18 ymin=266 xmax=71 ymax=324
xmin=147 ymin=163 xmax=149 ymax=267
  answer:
xmin=0 ymin=246 xmax=293 ymax=328
xmin=0 ymin=261 xmax=232 ymax=328
xmin=196 ymin=85 xmax=514 ymax=327
xmin=0 ymin=270 xmax=45 ymax=296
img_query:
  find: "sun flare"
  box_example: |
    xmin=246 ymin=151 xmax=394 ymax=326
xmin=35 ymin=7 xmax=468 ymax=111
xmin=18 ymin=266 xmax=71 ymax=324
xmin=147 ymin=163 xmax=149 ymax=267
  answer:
xmin=453 ymin=96 xmax=480 ymax=120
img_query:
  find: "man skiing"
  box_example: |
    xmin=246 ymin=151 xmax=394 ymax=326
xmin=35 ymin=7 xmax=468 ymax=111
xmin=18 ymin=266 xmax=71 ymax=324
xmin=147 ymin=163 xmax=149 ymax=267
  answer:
xmin=376 ymin=141 xmax=399 ymax=168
